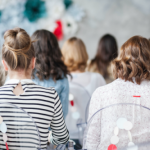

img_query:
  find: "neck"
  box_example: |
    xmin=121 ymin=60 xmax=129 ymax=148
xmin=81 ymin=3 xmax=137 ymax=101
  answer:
xmin=8 ymin=69 xmax=32 ymax=80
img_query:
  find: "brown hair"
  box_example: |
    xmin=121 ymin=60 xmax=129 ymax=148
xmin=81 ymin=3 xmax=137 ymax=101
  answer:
xmin=113 ymin=35 xmax=150 ymax=85
xmin=2 ymin=28 xmax=35 ymax=70
xmin=62 ymin=37 xmax=88 ymax=72
xmin=88 ymin=34 xmax=118 ymax=78
xmin=31 ymin=30 xmax=70 ymax=81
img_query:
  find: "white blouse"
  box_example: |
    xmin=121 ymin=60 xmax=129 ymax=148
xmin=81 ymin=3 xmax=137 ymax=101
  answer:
xmin=85 ymin=78 xmax=150 ymax=150
xmin=68 ymin=72 xmax=106 ymax=96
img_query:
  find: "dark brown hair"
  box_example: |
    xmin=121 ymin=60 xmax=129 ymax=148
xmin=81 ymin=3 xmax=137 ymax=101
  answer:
xmin=113 ymin=36 xmax=150 ymax=85
xmin=2 ymin=28 xmax=35 ymax=70
xmin=89 ymin=34 xmax=118 ymax=78
xmin=31 ymin=29 xmax=70 ymax=81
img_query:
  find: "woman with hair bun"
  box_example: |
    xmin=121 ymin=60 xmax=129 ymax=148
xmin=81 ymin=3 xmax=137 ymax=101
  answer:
xmin=86 ymin=36 xmax=150 ymax=150
xmin=31 ymin=30 xmax=70 ymax=119
xmin=1 ymin=28 xmax=69 ymax=149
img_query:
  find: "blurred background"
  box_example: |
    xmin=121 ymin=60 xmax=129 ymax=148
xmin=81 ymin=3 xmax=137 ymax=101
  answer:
xmin=0 ymin=0 xmax=150 ymax=58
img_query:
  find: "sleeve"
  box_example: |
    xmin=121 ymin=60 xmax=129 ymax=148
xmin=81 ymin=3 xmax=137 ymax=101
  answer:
xmin=59 ymin=78 xmax=69 ymax=119
xmin=85 ymin=88 xmax=101 ymax=150
xmin=50 ymin=90 xmax=69 ymax=145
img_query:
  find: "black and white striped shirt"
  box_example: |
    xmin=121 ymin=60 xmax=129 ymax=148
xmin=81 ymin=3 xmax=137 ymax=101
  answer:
xmin=0 ymin=79 xmax=69 ymax=149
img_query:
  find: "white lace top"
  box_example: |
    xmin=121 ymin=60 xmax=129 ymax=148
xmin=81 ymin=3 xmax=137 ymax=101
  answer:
xmin=86 ymin=78 xmax=150 ymax=150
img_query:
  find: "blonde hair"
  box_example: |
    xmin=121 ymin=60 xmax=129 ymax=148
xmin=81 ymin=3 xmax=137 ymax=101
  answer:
xmin=62 ymin=37 xmax=88 ymax=72
xmin=0 ymin=64 xmax=7 ymax=86
xmin=2 ymin=28 xmax=35 ymax=70
xmin=113 ymin=36 xmax=150 ymax=85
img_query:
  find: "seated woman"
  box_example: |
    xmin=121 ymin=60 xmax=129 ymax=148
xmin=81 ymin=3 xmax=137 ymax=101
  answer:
xmin=86 ymin=36 xmax=150 ymax=150
xmin=1 ymin=28 xmax=69 ymax=149
xmin=86 ymin=34 xmax=118 ymax=83
xmin=62 ymin=37 xmax=106 ymax=96
xmin=31 ymin=30 xmax=70 ymax=119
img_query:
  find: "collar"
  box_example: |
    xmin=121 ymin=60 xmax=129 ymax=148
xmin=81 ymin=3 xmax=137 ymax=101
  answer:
xmin=5 ymin=79 xmax=34 ymax=85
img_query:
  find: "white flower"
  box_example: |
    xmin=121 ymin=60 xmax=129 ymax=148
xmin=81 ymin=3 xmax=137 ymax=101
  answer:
xmin=37 ymin=18 xmax=57 ymax=32
xmin=67 ymin=4 xmax=85 ymax=22
xmin=45 ymin=0 xmax=65 ymax=20
xmin=62 ymin=14 xmax=78 ymax=35
xmin=0 ymin=0 xmax=11 ymax=10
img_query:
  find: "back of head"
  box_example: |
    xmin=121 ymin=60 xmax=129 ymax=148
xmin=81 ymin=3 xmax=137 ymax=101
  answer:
xmin=90 ymin=34 xmax=118 ymax=77
xmin=113 ymin=35 xmax=150 ymax=85
xmin=62 ymin=37 xmax=88 ymax=72
xmin=2 ymin=28 xmax=35 ymax=70
xmin=31 ymin=29 xmax=69 ymax=81
xmin=97 ymin=34 xmax=118 ymax=62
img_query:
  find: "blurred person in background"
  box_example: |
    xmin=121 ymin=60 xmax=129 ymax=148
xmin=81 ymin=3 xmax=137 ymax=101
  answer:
xmin=31 ymin=30 xmax=70 ymax=119
xmin=62 ymin=37 xmax=106 ymax=96
xmin=87 ymin=34 xmax=118 ymax=83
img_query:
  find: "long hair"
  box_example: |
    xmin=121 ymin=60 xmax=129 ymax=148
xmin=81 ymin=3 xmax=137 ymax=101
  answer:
xmin=89 ymin=34 xmax=118 ymax=78
xmin=31 ymin=29 xmax=70 ymax=81
xmin=113 ymin=36 xmax=150 ymax=85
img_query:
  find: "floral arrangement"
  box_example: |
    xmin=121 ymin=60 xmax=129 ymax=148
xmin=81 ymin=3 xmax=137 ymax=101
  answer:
xmin=64 ymin=0 xmax=73 ymax=9
xmin=24 ymin=0 xmax=47 ymax=22
xmin=0 ymin=0 xmax=85 ymax=43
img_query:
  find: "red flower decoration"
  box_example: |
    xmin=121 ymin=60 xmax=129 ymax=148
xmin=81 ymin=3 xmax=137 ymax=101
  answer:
xmin=53 ymin=20 xmax=63 ymax=40
xmin=70 ymin=100 xmax=74 ymax=106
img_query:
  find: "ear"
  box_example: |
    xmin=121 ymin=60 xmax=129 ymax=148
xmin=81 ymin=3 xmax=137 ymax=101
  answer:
xmin=31 ymin=57 xmax=36 ymax=69
xmin=2 ymin=60 xmax=8 ymax=71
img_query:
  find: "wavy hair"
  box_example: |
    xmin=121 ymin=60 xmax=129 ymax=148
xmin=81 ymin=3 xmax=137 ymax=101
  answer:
xmin=31 ymin=30 xmax=70 ymax=81
xmin=112 ymin=36 xmax=150 ymax=84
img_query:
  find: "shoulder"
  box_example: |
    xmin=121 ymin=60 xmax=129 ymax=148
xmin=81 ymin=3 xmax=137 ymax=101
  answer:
xmin=57 ymin=77 xmax=69 ymax=90
xmin=60 ymin=76 xmax=68 ymax=82
xmin=89 ymin=72 xmax=106 ymax=82
xmin=62 ymin=77 xmax=69 ymax=86
xmin=92 ymin=78 xmax=123 ymax=96
xmin=93 ymin=78 xmax=150 ymax=97
xmin=90 ymin=72 xmax=103 ymax=78
xmin=54 ymin=77 xmax=69 ymax=86
xmin=28 ymin=83 xmax=57 ymax=94
xmin=89 ymin=79 xmax=123 ymax=113
xmin=26 ymin=83 xmax=60 ymax=102
xmin=32 ymin=83 xmax=56 ymax=90
xmin=0 ymin=83 xmax=14 ymax=90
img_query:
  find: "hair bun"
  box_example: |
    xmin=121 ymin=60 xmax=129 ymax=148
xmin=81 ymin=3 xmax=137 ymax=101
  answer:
xmin=2 ymin=27 xmax=35 ymax=70
xmin=4 ymin=28 xmax=31 ymax=53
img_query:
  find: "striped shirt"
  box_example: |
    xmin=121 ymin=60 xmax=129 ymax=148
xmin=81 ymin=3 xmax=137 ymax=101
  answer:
xmin=0 ymin=79 xmax=69 ymax=149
